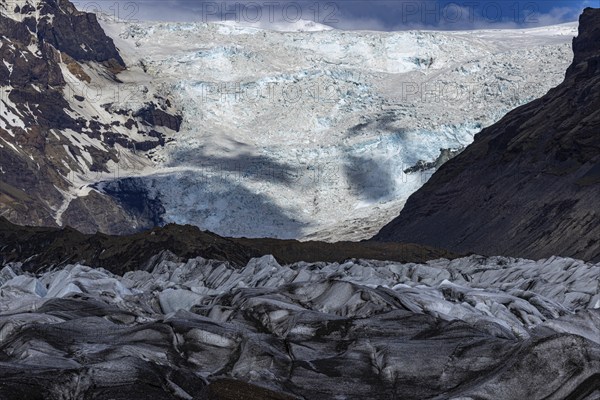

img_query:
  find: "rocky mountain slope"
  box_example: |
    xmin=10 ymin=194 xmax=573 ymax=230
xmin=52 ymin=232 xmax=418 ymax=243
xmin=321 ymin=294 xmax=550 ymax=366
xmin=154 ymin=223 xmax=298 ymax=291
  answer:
xmin=375 ymin=8 xmax=600 ymax=262
xmin=0 ymin=253 xmax=597 ymax=399
xmin=0 ymin=0 xmax=181 ymax=233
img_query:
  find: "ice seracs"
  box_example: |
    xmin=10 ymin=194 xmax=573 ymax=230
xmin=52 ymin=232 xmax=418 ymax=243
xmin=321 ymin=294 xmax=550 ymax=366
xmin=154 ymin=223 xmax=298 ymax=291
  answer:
xmin=97 ymin=17 xmax=578 ymax=240
xmin=215 ymin=18 xmax=334 ymax=32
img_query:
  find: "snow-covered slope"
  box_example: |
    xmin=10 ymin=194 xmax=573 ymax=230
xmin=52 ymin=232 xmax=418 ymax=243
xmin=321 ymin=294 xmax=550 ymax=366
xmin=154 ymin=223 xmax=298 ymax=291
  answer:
xmin=96 ymin=18 xmax=577 ymax=240
xmin=0 ymin=254 xmax=598 ymax=398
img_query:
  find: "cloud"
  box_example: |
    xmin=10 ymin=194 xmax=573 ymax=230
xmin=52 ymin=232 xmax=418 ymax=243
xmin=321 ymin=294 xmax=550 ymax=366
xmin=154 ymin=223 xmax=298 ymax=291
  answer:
xmin=534 ymin=5 xmax=590 ymax=26
xmin=78 ymin=0 xmax=593 ymax=30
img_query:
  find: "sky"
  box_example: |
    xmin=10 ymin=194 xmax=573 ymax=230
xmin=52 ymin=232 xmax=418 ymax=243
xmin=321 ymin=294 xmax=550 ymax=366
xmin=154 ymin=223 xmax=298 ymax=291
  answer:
xmin=78 ymin=0 xmax=598 ymax=30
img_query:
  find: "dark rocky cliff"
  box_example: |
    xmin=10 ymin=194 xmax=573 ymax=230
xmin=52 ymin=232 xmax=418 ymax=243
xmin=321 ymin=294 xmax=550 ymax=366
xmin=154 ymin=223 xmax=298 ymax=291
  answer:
xmin=374 ymin=8 xmax=600 ymax=261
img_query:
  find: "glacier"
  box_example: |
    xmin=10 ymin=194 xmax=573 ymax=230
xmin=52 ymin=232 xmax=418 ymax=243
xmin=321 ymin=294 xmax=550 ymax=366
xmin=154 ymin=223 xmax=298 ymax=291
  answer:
xmin=86 ymin=18 xmax=580 ymax=240
xmin=0 ymin=254 xmax=598 ymax=398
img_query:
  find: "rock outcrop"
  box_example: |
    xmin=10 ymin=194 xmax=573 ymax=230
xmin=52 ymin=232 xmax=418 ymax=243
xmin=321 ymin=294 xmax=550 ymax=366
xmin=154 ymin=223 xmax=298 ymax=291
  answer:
xmin=0 ymin=0 xmax=182 ymax=232
xmin=374 ymin=8 xmax=600 ymax=262
xmin=34 ymin=0 xmax=125 ymax=67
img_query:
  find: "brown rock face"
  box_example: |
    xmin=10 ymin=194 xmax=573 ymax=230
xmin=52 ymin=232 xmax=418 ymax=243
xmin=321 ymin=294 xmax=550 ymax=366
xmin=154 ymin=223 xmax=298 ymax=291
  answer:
xmin=374 ymin=8 xmax=600 ymax=262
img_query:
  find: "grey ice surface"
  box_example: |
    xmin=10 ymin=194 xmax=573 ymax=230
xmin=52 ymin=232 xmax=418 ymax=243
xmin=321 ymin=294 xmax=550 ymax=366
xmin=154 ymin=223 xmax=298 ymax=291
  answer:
xmin=0 ymin=254 xmax=598 ymax=399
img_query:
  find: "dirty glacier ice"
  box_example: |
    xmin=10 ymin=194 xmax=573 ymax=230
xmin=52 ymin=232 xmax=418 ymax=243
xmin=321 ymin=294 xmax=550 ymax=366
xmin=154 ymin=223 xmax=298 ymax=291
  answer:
xmin=0 ymin=254 xmax=598 ymax=399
